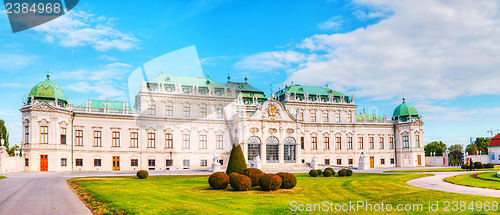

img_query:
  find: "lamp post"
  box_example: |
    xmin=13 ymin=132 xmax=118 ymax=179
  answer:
xmin=169 ymin=151 xmax=173 ymax=170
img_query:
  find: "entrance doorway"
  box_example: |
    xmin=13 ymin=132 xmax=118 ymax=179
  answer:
xmin=417 ymin=155 xmax=422 ymax=166
xmin=40 ymin=155 xmax=48 ymax=171
xmin=369 ymin=156 xmax=374 ymax=168
xmin=113 ymin=156 xmax=120 ymax=171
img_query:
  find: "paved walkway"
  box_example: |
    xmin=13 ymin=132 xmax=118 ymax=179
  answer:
xmin=407 ymin=171 xmax=500 ymax=198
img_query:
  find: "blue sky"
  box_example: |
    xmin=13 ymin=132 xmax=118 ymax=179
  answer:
xmin=1 ymin=0 xmax=500 ymax=147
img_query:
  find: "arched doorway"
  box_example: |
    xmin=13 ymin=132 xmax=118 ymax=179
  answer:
xmin=284 ymin=137 xmax=296 ymax=163
xmin=266 ymin=136 xmax=279 ymax=163
xmin=247 ymin=136 xmax=261 ymax=162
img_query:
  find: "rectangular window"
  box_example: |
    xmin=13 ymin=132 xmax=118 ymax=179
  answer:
xmin=416 ymin=135 xmax=420 ymax=148
xmin=379 ymin=137 xmax=384 ymax=149
xmin=369 ymin=137 xmax=374 ymax=149
xmin=182 ymin=134 xmax=190 ymax=149
xmin=183 ymin=106 xmax=190 ymax=117
xmin=60 ymin=127 xmax=66 ymax=145
xmin=325 ymin=159 xmax=330 ymax=165
xmin=76 ymin=159 xmax=83 ymax=166
xmin=24 ymin=126 xmax=29 ymax=144
xmin=40 ymin=126 xmax=48 ymax=144
xmin=148 ymin=133 xmax=156 ymax=148
xmin=148 ymin=104 xmax=156 ymax=115
xmin=300 ymin=112 xmax=303 ymax=120
xmin=131 ymin=159 xmax=138 ymax=166
xmin=359 ymin=137 xmax=364 ymax=149
xmin=183 ymin=159 xmax=190 ymax=167
xmin=94 ymin=131 xmax=102 ymax=147
xmin=216 ymin=108 xmax=223 ymax=119
xmin=311 ymin=113 xmax=316 ymax=122
xmin=200 ymin=159 xmax=207 ymax=167
xmin=335 ymin=113 xmax=340 ymax=122
xmin=347 ymin=114 xmax=352 ymax=123
xmin=165 ymin=105 xmax=173 ymax=116
xmin=348 ymin=158 xmax=353 ymax=165
xmin=348 ymin=137 xmax=353 ymax=149
xmin=148 ymin=159 xmax=155 ymax=166
xmin=75 ymin=130 xmax=83 ymax=146
xmin=336 ymin=137 xmax=341 ymax=149
xmin=94 ymin=159 xmax=101 ymax=167
xmin=301 ymin=137 xmax=304 ymax=149
xmin=337 ymin=159 xmax=342 ymax=165
xmin=390 ymin=158 xmax=395 ymax=164
xmin=216 ymin=135 xmax=223 ymax=149
xmin=166 ymin=159 xmax=173 ymax=166
xmin=199 ymin=134 xmax=207 ymax=149
xmin=200 ymin=107 xmax=207 ymax=118
xmin=25 ymin=158 xmax=29 ymax=167
xmin=311 ymin=137 xmax=317 ymax=150
xmin=112 ymin=131 xmax=120 ymax=147
xmin=323 ymin=113 xmax=328 ymax=122
xmin=323 ymin=137 xmax=330 ymax=150
xmin=130 ymin=132 xmax=138 ymax=148
xmin=389 ymin=137 xmax=394 ymax=149
xmin=381 ymin=159 xmax=385 ymax=165
xmin=61 ymin=158 xmax=67 ymax=166
xmin=403 ymin=136 xmax=409 ymax=148
xmin=165 ymin=133 xmax=173 ymax=148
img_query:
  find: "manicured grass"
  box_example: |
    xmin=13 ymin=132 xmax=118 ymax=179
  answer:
xmin=0 ymin=176 xmax=5 ymax=180
xmin=444 ymin=172 xmax=500 ymax=190
xmin=385 ymin=166 xmax=500 ymax=173
xmin=70 ymin=173 xmax=500 ymax=214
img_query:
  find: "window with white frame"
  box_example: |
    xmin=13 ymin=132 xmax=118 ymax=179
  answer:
xmin=323 ymin=137 xmax=329 ymax=150
xmin=148 ymin=104 xmax=156 ymax=115
xmin=199 ymin=134 xmax=207 ymax=149
xmin=323 ymin=112 xmax=328 ymax=122
xmin=200 ymin=159 xmax=207 ymax=166
xmin=75 ymin=130 xmax=83 ymax=146
xmin=403 ymin=135 xmax=409 ymax=148
xmin=348 ymin=137 xmax=353 ymax=149
xmin=60 ymin=127 xmax=66 ymax=145
xmin=24 ymin=126 xmax=29 ymax=144
xmin=389 ymin=137 xmax=394 ymax=149
xmin=200 ymin=107 xmax=207 ymax=118
xmin=336 ymin=137 xmax=341 ymax=149
xmin=311 ymin=113 xmax=316 ymax=122
xmin=379 ymin=137 xmax=384 ymax=149
xmin=335 ymin=113 xmax=340 ymax=122
xmin=112 ymin=131 xmax=120 ymax=147
xmin=148 ymin=133 xmax=156 ymax=148
xmin=347 ymin=113 xmax=352 ymax=123
xmin=182 ymin=134 xmax=190 ymax=149
xmin=369 ymin=137 xmax=374 ymax=149
xmin=165 ymin=105 xmax=173 ymax=116
xmin=311 ymin=137 xmax=317 ymax=150
xmin=359 ymin=137 xmax=364 ymax=149
xmin=94 ymin=131 xmax=102 ymax=147
xmin=165 ymin=133 xmax=173 ymax=148
xmin=130 ymin=132 xmax=138 ymax=148
xmin=183 ymin=106 xmax=190 ymax=117
xmin=216 ymin=135 xmax=223 ymax=149
xmin=216 ymin=108 xmax=223 ymax=119
xmin=183 ymin=159 xmax=190 ymax=167
xmin=415 ymin=135 xmax=420 ymax=148
xmin=40 ymin=126 xmax=48 ymax=144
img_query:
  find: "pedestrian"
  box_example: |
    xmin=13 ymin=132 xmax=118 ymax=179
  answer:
xmin=466 ymin=158 xmax=470 ymax=171
xmin=470 ymin=158 xmax=475 ymax=171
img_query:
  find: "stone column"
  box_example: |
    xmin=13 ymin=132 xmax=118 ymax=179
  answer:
xmin=0 ymin=139 xmax=7 ymax=174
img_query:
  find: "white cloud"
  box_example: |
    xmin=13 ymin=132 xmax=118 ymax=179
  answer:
xmin=34 ymin=10 xmax=140 ymax=51
xmin=233 ymin=51 xmax=309 ymax=73
xmin=317 ymin=16 xmax=343 ymax=30
xmin=0 ymin=53 xmax=38 ymax=72
xmin=98 ymin=55 xmax=118 ymax=61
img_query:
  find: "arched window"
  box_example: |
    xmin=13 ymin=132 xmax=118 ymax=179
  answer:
xmin=266 ymin=136 xmax=279 ymax=163
xmin=247 ymin=136 xmax=261 ymax=162
xmin=284 ymin=137 xmax=296 ymax=163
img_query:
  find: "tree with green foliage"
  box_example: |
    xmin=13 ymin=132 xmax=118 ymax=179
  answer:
xmin=0 ymin=120 xmax=10 ymax=153
xmin=448 ymin=144 xmax=462 ymax=166
xmin=466 ymin=144 xmax=478 ymax=155
xmin=473 ymin=137 xmax=489 ymax=155
xmin=226 ymin=144 xmax=247 ymax=174
xmin=424 ymin=141 xmax=446 ymax=156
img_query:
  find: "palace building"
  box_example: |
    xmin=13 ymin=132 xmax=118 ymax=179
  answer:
xmin=20 ymin=73 xmax=425 ymax=172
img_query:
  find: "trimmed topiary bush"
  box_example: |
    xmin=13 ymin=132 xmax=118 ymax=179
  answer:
xmin=209 ymin=172 xmax=230 ymax=190
xmin=461 ymin=164 xmax=468 ymax=169
xmin=346 ymin=169 xmax=353 ymax=176
xmin=229 ymin=173 xmax=252 ymax=191
xmin=325 ymin=167 xmax=334 ymax=174
xmin=323 ymin=170 xmax=332 ymax=177
xmin=226 ymin=144 xmax=247 ymax=175
xmin=136 ymin=170 xmax=148 ymax=179
xmin=316 ymin=169 xmax=322 ymax=176
xmin=242 ymin=168 xmax=265 ymax=186
xmin=485 ymin=163 xmax=495 ymax=168
xmin=277 ymin=172 xmax=297 ymax=189
xmin=309 ymin=169 xmax=318 ymax=177
xmin=474 ymin=162 xmax=484 ymax=169
xmin=338 ymin=169 xmax=347 ymax=177
xmin=259 ymin=174 xmax=282 ymax=191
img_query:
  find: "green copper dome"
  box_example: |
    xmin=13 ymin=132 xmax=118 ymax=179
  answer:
xmin=29 ymin=74 xmax=67 ymax=106
xmin=392 ymin=98 xmax=419 ymax=119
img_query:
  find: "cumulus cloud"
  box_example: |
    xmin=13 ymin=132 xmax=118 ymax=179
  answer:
xmin=233 ymin=51 xmax=309 ymax=73
xmin=317 ymin=16 xmax=343 ymax=30
xmin=34 ymin=10 xmax=140 ymax=51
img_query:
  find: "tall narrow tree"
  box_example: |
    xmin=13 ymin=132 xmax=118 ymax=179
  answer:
xmin=226 ymin=143 xmax=247 ymax=174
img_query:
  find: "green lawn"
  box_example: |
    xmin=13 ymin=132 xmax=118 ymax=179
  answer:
xmin=0 ymin=176 xmax=5 ymax=180
xmin=445 ymin=172 xmax=500 ymax=190
xmin=385 ymin=166 xmax=500 ymax=173
xmin=70 ymin=173 xmax=500 ymax=214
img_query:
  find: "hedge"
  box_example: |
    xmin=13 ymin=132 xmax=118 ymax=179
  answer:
xmin=242 ymin=168 xmax=265 ymax=186
xmin=209 ymin=172 xmax=230 ymax=190
xmin=259 ymin=174 xmax=282 ymax=191
xmin=277 ymin=172 xmax=297 ymax=189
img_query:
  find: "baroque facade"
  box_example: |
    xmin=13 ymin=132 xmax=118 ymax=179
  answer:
xmin=20 ymin=73 xmax=425 ymax=172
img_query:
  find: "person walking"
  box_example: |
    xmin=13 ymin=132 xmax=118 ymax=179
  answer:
xmin=470 ymin=158 xmax=475 ymax=171
xmin=466 ymin=158 xmax=470 ymax=171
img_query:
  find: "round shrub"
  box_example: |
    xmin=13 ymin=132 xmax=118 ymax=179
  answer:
xmin=485 ymin=163 xmax=495 ymax=169
xmin=208 ymin=172 xmax=230 ymax=190
xmin=136 ymin=170 xmax=148 ymax=179
xmin=474 ymin=162 xmax=484 ymax=169
xmin=346 ymin=169 xmax=353 ymax=176
xmin=316 ymin=169 xmax=323 ymax=176
xmin=242 ymin=168 xmax=265 ymax=186
xmin=309 ymin=169 xmax=318 ymax=177
xmin=325 ymin=167 xmax=334 ymax=174
xmin=259 ymin=174 xmax=282 ymax=191
xmin=277 ymin=172 xmax=297 ymax=189
xmin=338 ymin=169 xmax=347 ymax=177
xmin=461 ymin=164 xmax=468 ymax=169
xmin=229 ymin=173 xmax=251 ymax=191
xmin=323 ymin=170 xmax=332 ymax=177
